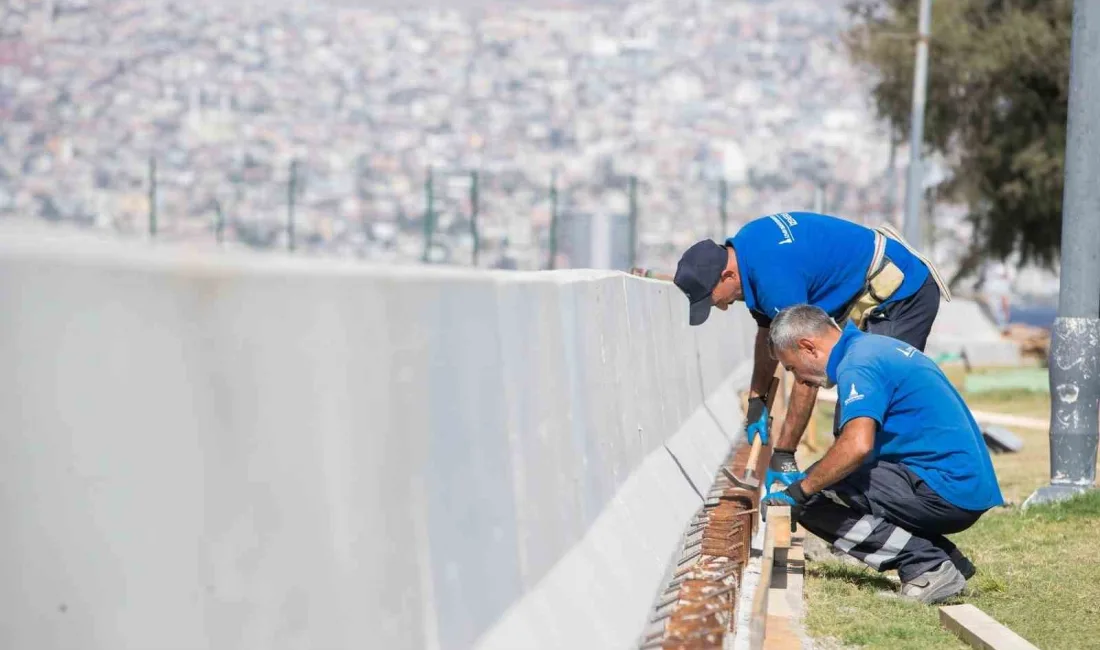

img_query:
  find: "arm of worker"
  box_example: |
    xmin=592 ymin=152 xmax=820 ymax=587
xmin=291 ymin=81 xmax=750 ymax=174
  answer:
xmin=799 ymin=417 xmax=876 ymax=494
xmin=802 ymin=365 xmax=887 ymax=494
xmin=763 ymin=416 xmax=876 ymax=508
xmin=743 ymin=325 xmax=779 ymax=444
xmin=748 ymin=326 xmax=778 ymax=399
xmin=764 ymin=365 xmax=887 ymax=507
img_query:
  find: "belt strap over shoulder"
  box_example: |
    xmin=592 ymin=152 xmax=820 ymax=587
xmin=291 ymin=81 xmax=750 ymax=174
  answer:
xmin=873 ymin=223 xmax=953 ymax=302
xmin=867 ymin=230 xmax=888 ymax=283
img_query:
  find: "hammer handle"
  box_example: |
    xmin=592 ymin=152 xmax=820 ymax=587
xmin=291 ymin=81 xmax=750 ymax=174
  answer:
xmin=742 ymin=375 xmax=781 ymax=480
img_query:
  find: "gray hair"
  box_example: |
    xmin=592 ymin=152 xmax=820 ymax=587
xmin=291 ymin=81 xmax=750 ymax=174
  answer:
xmin=769 ymin=305 xmax=839 ymax=354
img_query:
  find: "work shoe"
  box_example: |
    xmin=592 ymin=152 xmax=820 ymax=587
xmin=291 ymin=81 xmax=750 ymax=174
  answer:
xmin=949 ymin=549 xmax=976 ymax=580
xmin=900 ymin=561 xmax=967 ymax=604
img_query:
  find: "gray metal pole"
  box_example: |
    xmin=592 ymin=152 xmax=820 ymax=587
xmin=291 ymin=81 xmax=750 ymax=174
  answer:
xmin=547 ymin=170 xmax=559 ymax=270
xmin=214 ymin=199 xmax=226 ymax=245
xmin=421 ymin=166 xmax=435 ymax=264
xmin=719 ymin=179 xmax=728 ymax=236
xmin=1025 ymin=0 xmax=1100 ymax=507
xmin=903 ymin=0 xmax=931 ymax=248
xmin=470 ymin=170 xmax=480 ymax=267
xmin=628 ymin=175 xmax=638 ymax=269
xmin=148 ymin=156 xmax=157 ymax=238
xmin=287 ymin=160 xmax=297 ymax=252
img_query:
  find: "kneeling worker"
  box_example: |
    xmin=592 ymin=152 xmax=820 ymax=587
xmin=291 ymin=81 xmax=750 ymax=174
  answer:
xmin=761 ymin=305 xmax=1002 ymax=604
xmin=672 ymin=211 xmax=951 ymax=495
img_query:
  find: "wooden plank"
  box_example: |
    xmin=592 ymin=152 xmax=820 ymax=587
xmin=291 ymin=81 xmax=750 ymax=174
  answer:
xmin=939 ymin=604 xmax=1039 ymax=650
xmin=770 ymin=506 xmax=791 ymax=550
xmin=764 ymin=528 xmax=806 ymax=650
xmin=748 ymin=516 xmax=778 ymax=650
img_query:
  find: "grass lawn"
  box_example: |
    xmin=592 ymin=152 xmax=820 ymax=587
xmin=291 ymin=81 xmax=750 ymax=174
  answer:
xmin=801 ymin=370 xmax=1100 ymax=650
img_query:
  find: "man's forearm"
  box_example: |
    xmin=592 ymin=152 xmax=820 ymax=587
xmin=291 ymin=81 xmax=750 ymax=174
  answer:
xmin=773 ymin=380 xmax=818 ymax=450
xmin=800 ymin=417 xmax=875 ymax=494
xmin=750 ymin=327 xmax=779 ymax=398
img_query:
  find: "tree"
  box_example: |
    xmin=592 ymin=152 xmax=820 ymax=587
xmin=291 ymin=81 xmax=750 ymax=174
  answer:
xmin=845 ymin=0 xmax=1071 ymax=280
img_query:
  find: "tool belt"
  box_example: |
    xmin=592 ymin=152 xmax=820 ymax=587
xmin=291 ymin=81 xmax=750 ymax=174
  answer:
xmin=845 ymin=223 xmax=952 ymax=330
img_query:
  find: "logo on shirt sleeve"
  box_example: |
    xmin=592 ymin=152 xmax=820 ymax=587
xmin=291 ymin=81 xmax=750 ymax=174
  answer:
xmin=844 ymin=383 xmax=865 ymax=405
xmin=896 ymin=346 xmax=917 ymax=358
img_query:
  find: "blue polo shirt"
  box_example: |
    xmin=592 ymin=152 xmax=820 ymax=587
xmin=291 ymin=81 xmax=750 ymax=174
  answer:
xmin=728 ymin=212 xmax=929 ymax=327
xmin=827 ymin=324 xmax=1003 ymax=511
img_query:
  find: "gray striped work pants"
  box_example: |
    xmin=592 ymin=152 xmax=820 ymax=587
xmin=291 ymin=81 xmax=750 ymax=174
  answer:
xmin=798 ymin=460 xmax=985 ymax=582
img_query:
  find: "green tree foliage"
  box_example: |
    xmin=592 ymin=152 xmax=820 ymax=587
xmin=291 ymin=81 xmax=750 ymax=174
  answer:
xmin=845 ymin=0 xmax=1071 ymax=274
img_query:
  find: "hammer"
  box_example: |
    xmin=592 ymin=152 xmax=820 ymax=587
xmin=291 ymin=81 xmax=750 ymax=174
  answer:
xmin=723 ymin=375 xmax=780 ymax=492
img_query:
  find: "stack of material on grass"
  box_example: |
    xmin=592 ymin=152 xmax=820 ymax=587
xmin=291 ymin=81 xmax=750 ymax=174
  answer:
xmin=1004 ymin=323 xmax=1052 ymax=362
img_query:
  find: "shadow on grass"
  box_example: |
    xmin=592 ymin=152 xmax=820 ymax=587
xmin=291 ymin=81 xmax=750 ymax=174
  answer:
xmin=807 ymin=561 xmax=897 ymax=592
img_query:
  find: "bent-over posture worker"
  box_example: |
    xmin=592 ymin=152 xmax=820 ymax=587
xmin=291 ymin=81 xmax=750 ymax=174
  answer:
xmin=762 ymin=305 xmax=1002 ymax=604
xmin=672 ymin=211 xmax=951 ymax=490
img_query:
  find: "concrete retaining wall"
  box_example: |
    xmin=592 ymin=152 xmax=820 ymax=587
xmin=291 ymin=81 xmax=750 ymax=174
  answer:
xmin=0 ymin=231 xmax=755 ymax=650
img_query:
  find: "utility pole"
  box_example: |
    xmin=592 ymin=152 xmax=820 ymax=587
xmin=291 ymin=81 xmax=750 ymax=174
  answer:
xmin=547 ymin=170 xmax=559 ymax=270
xmin=903 ymin=0 xmax=932 ymax=248
xmin=628 ymin=175 xmax=638 ymax=269
xmin=148 ymin=156 xmax=157 ymax=238
xmin=421 ymin=166 xmax=435 ymax=264
xmin=287 ymin=160 xmax=298 ymax=252
xmin=1025 ymin=0 xmax=1100 ymax=506
xmin=469 ymin=170 xmax=480 ymax=267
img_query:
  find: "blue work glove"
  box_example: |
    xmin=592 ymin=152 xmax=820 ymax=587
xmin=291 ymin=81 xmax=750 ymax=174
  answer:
xmin=762 ymin=479 xmax=809 ymax=522
xmin=745 ymin=396 xmax=769 ymax=445
xmin=766 ymin=449 xmax=804 ymax=491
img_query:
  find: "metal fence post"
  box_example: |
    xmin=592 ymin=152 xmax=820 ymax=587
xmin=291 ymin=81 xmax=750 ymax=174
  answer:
xmin=547 ymin=170 xmax=559 ymax=270
xmin=214 ymin=199 xmax=226 ymax=245
xmin=470 ymin=170 xmax=480 ymax=267
xmin=628 ymin=174 xmax=638 ymax=269
xmin=421 ymin=166 xmax=435 ymax=263
xmin=719 ymin=178 xmax=729 ymax=236
xmin=287 ymin=160 xmax=298 ymax=252
xmin=148 ymin=156 xmax=157 ymax=237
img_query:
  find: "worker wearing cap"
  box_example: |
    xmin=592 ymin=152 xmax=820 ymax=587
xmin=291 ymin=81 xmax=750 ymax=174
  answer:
xmin=760 ymin=305 xmax=1002 ymax=603
xmin=672 ymin=211 xmax=951 ymax=490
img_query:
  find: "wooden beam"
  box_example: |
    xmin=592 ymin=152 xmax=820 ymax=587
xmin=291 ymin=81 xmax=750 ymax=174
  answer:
xmin=939 ymin=604 xmax=1039 ymax=650
xmin=770 ymin=506 xmax=791 ymax=550
xmin=748 ymin=516 xmax=776 ymax=650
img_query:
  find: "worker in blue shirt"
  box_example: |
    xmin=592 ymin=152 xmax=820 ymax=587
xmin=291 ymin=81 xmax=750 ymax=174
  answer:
xmin=761 ymin=305 xmax=1003 ymax=603
xmin=672 ymin=212 xmax=952 ymax=493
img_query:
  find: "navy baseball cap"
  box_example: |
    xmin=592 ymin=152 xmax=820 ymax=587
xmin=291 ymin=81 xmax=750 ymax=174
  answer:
xmin=674 ymin=239 xmax=728 ymax=326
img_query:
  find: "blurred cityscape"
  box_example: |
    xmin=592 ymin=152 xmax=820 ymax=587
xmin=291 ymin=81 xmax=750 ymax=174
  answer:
xmin=0 ymin=0 xmax=1044 ymax=289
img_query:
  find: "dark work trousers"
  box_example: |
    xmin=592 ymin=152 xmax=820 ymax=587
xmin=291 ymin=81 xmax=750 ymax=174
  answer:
xmin=797 ymin=460 xmax=985 ymax=581
xmin=864 ymin=272 xmax=941 ymax=352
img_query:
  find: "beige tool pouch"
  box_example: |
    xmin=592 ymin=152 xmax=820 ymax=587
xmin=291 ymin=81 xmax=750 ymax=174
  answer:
xmin=847 ymin=230 xmax=905 ymax=329
xmin=847 ymin=257 xmax=905 ymax=329
xmin=845 ymin=224 xmax=953 ymax=329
